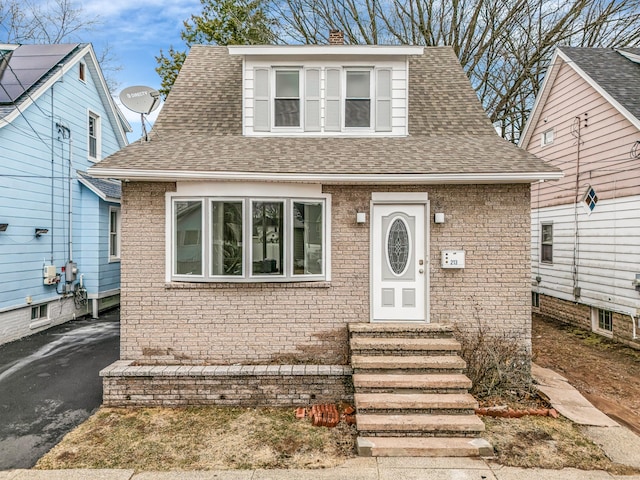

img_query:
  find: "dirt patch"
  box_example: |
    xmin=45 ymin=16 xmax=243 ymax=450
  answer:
xmin=532 ymin=314 xmax=640 ymax=434
xmin=482 ymin=415 xmax=638 ymax=474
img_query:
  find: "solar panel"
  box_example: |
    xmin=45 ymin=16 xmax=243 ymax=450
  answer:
xmin=0 ymin=44 xmax=78 ymax=104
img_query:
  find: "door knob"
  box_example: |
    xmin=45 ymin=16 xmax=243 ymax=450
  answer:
xmin=419 ymin=269 xmax=424 ymax=274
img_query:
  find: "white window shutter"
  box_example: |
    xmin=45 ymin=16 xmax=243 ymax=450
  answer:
xmin=376 ymin=68 xmax=392 ymax=132
xmin=325 ymin=68 xmax=341 ymax=131
xmin=254 ymin=68 xmax=270 ymax=131
xmin=305 ymin=68 xmax=321 ymax=131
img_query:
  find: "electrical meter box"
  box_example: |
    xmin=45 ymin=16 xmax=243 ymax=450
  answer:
xmin=441 ymin=250 xmax=465 ymax=269
xmin=43 ymin=265 xmax=58 ymax=285
xmin=65 ymin=261 xmax=78 ymax=283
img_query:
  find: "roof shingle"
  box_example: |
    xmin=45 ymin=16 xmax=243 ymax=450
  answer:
xmin=91 ymin=45 xmax=559 ymax=181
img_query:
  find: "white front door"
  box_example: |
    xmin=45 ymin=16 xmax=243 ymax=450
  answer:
xmin=372 ymin=203 xmax=427 ymax=321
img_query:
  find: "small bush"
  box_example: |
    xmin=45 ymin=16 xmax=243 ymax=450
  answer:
xmin=454 ymin=323 xmax=534 ymax=403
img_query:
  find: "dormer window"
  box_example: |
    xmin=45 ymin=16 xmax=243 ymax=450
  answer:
xmin=252 ymin=66 xmax=393 ymax=135
xmin=345 ymin=70 xmax=371 ymax=128
xmin=274 ymin=70 xmax=300 ymax=127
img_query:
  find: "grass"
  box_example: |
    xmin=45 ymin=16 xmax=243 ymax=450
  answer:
xmin=36 ymin=407 xmax=357 ymax=471
xmin=36 ymin=405 xmax=640 ymax=474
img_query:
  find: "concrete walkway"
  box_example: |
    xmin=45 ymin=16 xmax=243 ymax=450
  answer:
xmin=1 ymin=458 xmax=640 ymax=480
xmin=2 ymin=364 xmax=639 ymax=479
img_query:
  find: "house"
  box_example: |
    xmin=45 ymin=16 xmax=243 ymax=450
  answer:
xmin=520 ymin=47 xmax=640 ymax=349
xmin=90 ymin=38 xmax=560 ymax=456
xmin=0 ymin=43 xmax=130 ymax=345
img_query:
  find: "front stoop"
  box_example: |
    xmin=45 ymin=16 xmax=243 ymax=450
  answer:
xmin=349 ymin=323 xmax=493 ymax=457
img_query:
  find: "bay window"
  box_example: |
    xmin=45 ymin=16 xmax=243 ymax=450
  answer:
xmin=171 ymin=196 xmax=327 ymax=281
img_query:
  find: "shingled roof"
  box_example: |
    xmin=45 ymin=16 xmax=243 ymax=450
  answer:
xmin=90 ymin=45 xmax=561 ymax=183
xmin=558 ymin=47 xmax=640 ymax=122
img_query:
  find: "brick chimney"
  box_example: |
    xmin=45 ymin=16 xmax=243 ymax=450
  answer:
xmin=329 ymin=30 xmax=344 ymax=45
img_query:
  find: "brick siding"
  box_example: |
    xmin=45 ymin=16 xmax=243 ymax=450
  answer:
xmin=119 ymin=182 xmax=531 ymax=366
xmin=101 ymin=361 xmax=352 ymax=407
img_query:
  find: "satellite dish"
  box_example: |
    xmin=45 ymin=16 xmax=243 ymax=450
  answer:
xmin=119 ymin=86 xmax=161 ymax=141
xmin=119 ymin=85 xmax=161 ymax=115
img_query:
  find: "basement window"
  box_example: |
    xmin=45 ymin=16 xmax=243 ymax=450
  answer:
xmin=592 ymin=308 xmax=613 ymax=336
xmin=31 ymin=304 xmax=48 ymax=320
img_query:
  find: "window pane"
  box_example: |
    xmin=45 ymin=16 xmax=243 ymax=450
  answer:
xmin=346 ymin=71 xmax=370 ymax=97
xmin=252 ymin=202 xmax=283 ymax=275
xmin=175 ymin=201 xmax=203 ymax=275
xmin=275 ymin=70 xmax=299 ymax=97
xmin=211 ymin=201 xmax=243 ymax=276
xmin=274 ymin=99 xmax=300 ymax=127
xmin=293 ymin=202 xmax=323 ymax=275
xmin=345 ymin=99 xmax=371 ymax=127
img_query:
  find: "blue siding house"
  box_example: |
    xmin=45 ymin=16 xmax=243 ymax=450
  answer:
xmin=0 ymin=43 xmax=130 ymax=344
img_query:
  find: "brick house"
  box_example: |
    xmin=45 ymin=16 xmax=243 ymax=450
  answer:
xmin=90 ymin=42 xmax=561 ymax=456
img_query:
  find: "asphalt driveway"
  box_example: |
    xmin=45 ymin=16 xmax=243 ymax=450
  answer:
xmin=0 ymin=310 xmax=120 ymax=470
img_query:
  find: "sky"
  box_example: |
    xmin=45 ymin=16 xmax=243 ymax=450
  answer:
xmin=79 ymin=0 xmax=202 ymax=141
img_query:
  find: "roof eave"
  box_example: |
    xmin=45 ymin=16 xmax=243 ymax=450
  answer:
xmin=227 ymin=45 xmax=425 ymax=56
xmin=87 ymin=168 xmax=564 ymax=184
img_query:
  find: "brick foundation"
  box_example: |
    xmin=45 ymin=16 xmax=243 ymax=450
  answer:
xmin=537 ymin=293 xmax=640 ymax=349
xmin=101 ymin=361 xmax=353 ymax=407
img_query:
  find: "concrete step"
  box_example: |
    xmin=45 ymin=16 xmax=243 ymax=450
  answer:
xmin=353 ymin=373 xmax=472 ymax=392
xmin=350 ymin=337 xmax=461 ymax=355
xmin=349 ymin=323 xmax=454 ymax=339
xmin=357 ymin=436 xmax=493 ymax=457
xmin=351 ymin=355 xmax=466 ymax=372
xmin=355 ymin=393 xmax=478 ymax=412
xmin=356 ymin=413 xmax=485 ymax=435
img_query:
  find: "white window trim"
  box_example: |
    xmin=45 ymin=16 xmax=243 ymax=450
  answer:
xmin=79 ymin=62 xmax=87 ymax=83
xmin=272 ymin=67 xmax=303 ymax=132
xmin=166 ymin=192 xmax=331 ymax=283
xmin=109 ymin=206 xmax=121 ymax=262
xmin=88 ymin=110 xmax=101 ymax=161
xmin=541 ymin=128 xmax=554 ymax=146
xmin=591 ymin=307 xmax=614 ymax=337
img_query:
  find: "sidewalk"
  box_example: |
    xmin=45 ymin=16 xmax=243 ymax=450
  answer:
xmin=2 ymin=364 xmax=639 ymax=479
xmin=2 ymin=457 xmax=640 ymax=480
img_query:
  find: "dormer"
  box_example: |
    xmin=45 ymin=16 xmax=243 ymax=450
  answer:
xmin=228 ymin=44 xmax=424 ymax=137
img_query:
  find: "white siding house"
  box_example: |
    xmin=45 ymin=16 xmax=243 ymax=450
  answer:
xmin=520 ymin=47 xmax=640 ymax=347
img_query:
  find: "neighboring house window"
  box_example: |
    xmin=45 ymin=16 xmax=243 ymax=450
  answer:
xmin=88 ymin=112 xmax=100 ymax=160
xmin=109 ymin=207 xmax=121 ymax=261
xmin=592 ymin=308 xmax=613 ymax=335
xmin=541 ymin=129 xmax=554 ymax=146
xmin=583 ymin=186 xmax=598 ymax=213
xmin=79 ymin=62 xmax=86 ymax=82
xmin=31 ymin=304 xmax=48 ymax=320
xmin=171 ymin=196 xmax=327 ymax=281
xmin=274 ymin=70 xmax=300 ymax=127
xmin=531 ymin=291 xmax=540 ymax=308
xmin=541 ymin=223 xmax=553 ymax=263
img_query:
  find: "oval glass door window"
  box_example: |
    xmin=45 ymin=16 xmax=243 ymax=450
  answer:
xmin=386 ymin=217 xmax=411 ymax=276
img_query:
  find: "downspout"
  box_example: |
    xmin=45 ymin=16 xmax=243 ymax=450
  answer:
xmin=68 ymin=132 xmax=73 ymax=263
xmin=50 ymin=87 xmax=55 ymax=265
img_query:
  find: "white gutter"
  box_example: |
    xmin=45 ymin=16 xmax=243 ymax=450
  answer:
xmin=87 ymin=169 xmax=564 ymax=184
